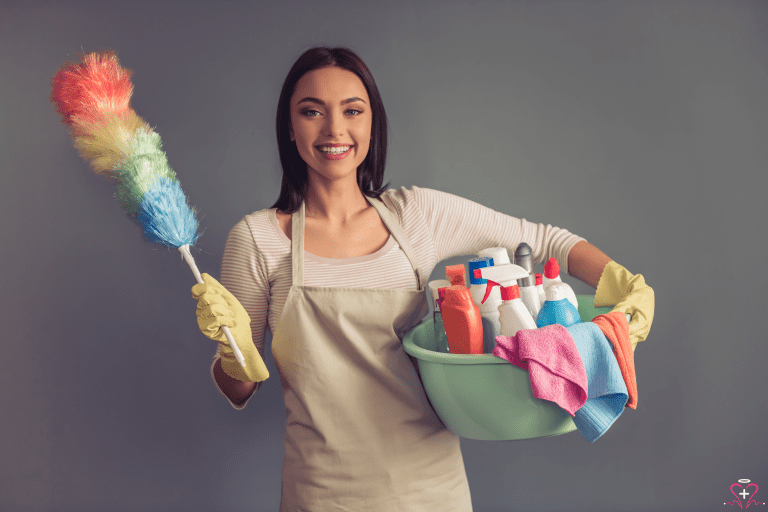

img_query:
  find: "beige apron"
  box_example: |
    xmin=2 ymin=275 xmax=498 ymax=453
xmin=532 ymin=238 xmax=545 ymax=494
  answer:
xmin=270 ymin=196 xmax=473 ymax=512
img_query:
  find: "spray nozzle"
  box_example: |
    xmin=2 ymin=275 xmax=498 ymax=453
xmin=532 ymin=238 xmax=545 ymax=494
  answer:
xmin=474 ymin=264 xmax=530 ymax=304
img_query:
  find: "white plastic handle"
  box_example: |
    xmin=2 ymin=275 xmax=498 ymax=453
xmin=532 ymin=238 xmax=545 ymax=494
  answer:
xmin=179 ymin=245 xmax=247 ymax=368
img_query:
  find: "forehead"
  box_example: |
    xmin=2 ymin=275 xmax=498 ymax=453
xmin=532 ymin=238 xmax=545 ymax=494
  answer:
xmin=291 ymin=66 xmax=369 ymax=104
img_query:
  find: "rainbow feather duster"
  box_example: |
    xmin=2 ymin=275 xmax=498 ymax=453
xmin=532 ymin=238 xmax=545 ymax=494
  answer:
xmin=51 ymin=50 xmax=245 ymax=367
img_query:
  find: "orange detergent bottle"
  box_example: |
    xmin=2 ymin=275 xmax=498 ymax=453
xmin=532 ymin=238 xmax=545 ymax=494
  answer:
xmin=441 ymin=285 xmax=484 ymax=354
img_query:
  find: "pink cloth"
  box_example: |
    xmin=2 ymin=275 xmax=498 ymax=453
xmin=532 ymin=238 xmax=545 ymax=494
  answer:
xmin=493 ymin=324 xmax=588 ymax=417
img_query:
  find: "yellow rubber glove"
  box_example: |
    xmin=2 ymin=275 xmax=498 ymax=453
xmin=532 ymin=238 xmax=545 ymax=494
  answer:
xmin=594 ymin=261 xmax=655 ymax=351
xmin=191 ymin=273 xmax=269 ymax=382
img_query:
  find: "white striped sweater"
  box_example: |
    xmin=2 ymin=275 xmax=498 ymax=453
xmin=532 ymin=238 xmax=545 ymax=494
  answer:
xmin=212 ymin=185 xmax=586 ymax=408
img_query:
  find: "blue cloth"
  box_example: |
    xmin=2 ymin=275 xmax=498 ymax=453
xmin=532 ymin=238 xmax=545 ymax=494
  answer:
xmin=566 ymin=322 xmax=628 ymax=443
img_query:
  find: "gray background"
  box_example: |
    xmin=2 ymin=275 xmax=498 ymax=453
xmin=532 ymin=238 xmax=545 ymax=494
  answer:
xmin=1 ymin=1 xmax=766 ymax=511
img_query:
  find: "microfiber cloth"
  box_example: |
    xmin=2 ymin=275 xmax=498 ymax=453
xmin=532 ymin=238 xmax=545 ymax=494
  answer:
xmin=493 ymin=324 xmax=588 ymax=417
xmin=592 ymin=312 xmax=638 ymax=409
xmin=566 ymin=322 xmax=629 ymax=443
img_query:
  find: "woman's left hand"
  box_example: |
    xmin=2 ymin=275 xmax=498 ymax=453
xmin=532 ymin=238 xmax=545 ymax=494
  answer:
xmin=594 ymin=261 xmax=655 ymax=349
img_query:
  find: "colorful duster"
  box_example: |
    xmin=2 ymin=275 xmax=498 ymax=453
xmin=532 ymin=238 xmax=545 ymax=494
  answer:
xmin=51 ymin=50 xmax=246 ymax=367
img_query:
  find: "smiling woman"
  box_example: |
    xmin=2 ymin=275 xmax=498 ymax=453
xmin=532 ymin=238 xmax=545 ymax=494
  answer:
xmin=190 ymin=46 xmax=653 ymax=512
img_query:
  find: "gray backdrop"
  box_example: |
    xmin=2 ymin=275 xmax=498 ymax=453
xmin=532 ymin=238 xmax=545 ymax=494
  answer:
xmin=1 ymin=1 xmax=766 ymax=511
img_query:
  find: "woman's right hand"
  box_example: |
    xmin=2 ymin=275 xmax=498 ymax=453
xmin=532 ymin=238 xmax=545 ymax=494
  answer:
xmin=192 ymin=273 xmax=269 ymax=382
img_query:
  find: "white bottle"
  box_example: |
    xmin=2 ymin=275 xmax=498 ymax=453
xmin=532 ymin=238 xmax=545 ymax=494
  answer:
xmin=474 ymin=263 xmax=532 ymax=348
xmin=498 ymin=284 xmax=538 ymax=337
xmin=478 ymin=247 xmax=511 ymax=266
xmin=543 ymin=257 xmax=578 ymax=310
xmin=535 ymin=273 xmax=546 ymax=307
xmin=468 ymin=257 xmax=501 ymax=353
xmin=513 ymin=242 xmax=542 ymax=321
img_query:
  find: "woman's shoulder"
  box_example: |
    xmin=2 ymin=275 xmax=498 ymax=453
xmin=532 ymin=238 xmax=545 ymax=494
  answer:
xmin=227 ymin=208 xmax=287 ymax=250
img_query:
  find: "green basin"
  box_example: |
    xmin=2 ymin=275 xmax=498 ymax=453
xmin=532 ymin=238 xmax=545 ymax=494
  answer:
xmin=402 ymin=294 xmax=612 ymax=441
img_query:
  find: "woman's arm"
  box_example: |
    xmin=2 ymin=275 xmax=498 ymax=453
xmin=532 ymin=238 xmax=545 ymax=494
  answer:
xmin=567 ymin=240 xmax=612 ymax=289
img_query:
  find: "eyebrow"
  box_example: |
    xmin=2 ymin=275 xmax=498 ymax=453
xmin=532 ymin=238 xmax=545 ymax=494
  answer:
xmin=296 ymin=96 xmax=367 ymax=106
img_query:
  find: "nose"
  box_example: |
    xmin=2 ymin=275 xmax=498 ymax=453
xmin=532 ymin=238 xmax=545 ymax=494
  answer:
xmin=324 ymin=111 xmax=344 ymax=138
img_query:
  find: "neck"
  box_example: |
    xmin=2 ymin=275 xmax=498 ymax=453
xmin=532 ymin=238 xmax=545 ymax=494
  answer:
xmin=304 ymin=172 xmax=370 ymax=223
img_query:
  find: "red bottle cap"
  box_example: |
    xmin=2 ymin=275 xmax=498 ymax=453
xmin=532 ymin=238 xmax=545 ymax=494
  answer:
xmin=501 ymin=284 xmax=520 ymax=301
xmin=544 ymin=258 xmax=560 ymax=279
xmin=535 ymin=273 xmax=543 ymax=285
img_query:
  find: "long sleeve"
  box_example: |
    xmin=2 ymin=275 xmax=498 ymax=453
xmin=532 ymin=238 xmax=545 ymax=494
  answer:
xmin=408 ymin=186 xmax=585 ymax=275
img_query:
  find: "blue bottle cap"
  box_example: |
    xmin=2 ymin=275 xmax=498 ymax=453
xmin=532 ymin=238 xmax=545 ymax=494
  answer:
xmin=468 ymin=257 xmax=492 ymax=285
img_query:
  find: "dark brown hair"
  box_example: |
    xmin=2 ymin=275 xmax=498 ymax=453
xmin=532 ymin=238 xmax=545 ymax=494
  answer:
xmin=271 ymin=46 xmax=389 ymax=213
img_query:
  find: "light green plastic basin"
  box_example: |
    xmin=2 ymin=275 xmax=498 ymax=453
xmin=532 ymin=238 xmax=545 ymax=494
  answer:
xmin=402 ymin=294 xmax=612 ymax=441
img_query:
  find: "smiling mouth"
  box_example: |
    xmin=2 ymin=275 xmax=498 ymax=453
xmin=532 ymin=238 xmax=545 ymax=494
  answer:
xmin=317 ymin=145 xmax=353 ymax=160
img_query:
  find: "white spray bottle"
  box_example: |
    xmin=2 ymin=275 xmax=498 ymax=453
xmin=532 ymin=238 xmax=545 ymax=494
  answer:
xmin=474 ymin=264 xmax=536 ymax=340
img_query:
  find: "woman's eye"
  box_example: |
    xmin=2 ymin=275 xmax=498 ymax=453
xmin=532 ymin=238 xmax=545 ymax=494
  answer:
xmin=346 ymin=109 xmax=362 ymax=116
xmin=302 ymin=109 xmax=321 ymax=117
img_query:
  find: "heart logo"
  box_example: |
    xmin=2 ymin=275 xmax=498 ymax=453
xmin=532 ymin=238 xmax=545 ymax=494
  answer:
xmin=730 ymin=483 xmax=762 ymax=508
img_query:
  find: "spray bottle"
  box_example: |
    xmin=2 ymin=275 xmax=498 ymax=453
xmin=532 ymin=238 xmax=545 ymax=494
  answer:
xmin=543 ymin=258 xmax=578 ymax=310
xmin=513 ymin=243 xmax=542 ymax=321
xmin=474 ymin=263 xmax=536 ymax=341
xmin=468 ymin=257 xmax=500 ymax=353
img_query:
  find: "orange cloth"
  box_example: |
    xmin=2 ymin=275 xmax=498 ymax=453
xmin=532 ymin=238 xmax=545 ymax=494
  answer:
xmin=592 ymin=312 xmax=638 ymax=409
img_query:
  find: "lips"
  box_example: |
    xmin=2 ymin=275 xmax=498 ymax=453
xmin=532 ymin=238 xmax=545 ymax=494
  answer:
xmin=316 ymin=144 xmax=353 ymax=160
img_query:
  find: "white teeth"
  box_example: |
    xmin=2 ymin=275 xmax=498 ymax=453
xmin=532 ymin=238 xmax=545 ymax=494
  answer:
xmin=320 ymin=146 xmax=350 ymax=154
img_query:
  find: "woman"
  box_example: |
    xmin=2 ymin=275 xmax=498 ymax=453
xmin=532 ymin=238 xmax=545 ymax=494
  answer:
xmin=193 ymin=46 xmax=653 ymax=511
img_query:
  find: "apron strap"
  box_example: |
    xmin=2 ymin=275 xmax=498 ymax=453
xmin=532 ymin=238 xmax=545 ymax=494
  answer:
xmin=290 ymin=196 xmax=425 ymax=289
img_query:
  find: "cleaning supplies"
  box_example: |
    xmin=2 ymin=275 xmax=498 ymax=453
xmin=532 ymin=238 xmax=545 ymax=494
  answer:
xmin=429 ymin=280 xmax=451 ymax=353
xmin=497 ymin=284 xmax=538 ymax=336
xmin=441 ymin=285 xmax=484 ymax=354
xmin=537 ymin=283 xmax=581 ymax=328
xmin=535 ymin=273 xmax=546 ymax=306
xmin=478 ymin=247 xmax=511 ymax=266
xmin=513 ymin=243 xmax=542 ymax=321
xmin=474 ymin=263 xmax=535 ymax=344
xmin=543 ymin=258 xmax=578 ymax=310
xmin=468 ymin=257 xmax=500 ymax=353
xmin=445 ymin=264 xmax=466 ymax=287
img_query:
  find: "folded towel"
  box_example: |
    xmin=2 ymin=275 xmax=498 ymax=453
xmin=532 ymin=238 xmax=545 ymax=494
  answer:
xmin=566 ymin=322 xmax=629 ymax=443
xmin=592 ymin=311 xmax=638 ymax=409
xmin=493 ymin=324 xmax=588 ymax=417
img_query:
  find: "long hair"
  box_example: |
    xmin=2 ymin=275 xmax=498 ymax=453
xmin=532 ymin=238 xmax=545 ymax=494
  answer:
xmin=271 ymin=46 xmax=389 ymax=213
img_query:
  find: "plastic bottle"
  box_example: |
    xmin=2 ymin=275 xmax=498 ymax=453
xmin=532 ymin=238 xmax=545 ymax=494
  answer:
xmin=513 ymin=243 xmax=542 ymax=321
xmin=497 ymin=284 xmax=538 ymax=336
xmin=441 ymin=285 xmax=484 ymax=354
xmin=474 ymin=263 xmax=532 ymax=349
xmin=478 ymin=247 xmax=511 ymax=266
xmin=445 ymin=264 xmax=466 ymax=287
xmin=535 ymin=273 xmax=546 ymax=306
xmin=429 ymin=280 xmax=451 ymax=353
xmin=468 ymin=257 xmax=500 ymax=353
xmin=543 ymin=258 xmax=578 ymax=310
xmin=536 ymin=283 xmax=581 ymax=328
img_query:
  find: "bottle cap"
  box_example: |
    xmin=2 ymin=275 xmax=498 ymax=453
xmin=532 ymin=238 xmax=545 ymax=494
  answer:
xmin=445 ymin=264 xmax=466 ymax=286
xmin=544 ymin=258 xmax=560 ymax=279
xmin=468 ymin=257 xmax=491 ymax=285
xmin=501 ymin=284 xmax=520 ymax=301
xmin=478 ymin=247 xmax=510 ymax=266
xmin=545 ymin=283 xmax=568 ymax=302
xmin=535 ymin=273 xmax=543 ymax=285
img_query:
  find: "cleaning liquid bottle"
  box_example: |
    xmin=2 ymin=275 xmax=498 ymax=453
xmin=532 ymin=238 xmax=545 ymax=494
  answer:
xmin=497 ymin=284 xmax=538 ymax=336
xmin=445 ymin=264 xmax=466 ymax=287
xmin=441 ymin=285 xmax=484 ymax=354
xmin=543 ymin=257 xmax=578 ymax=310
xmin=478 ymin=247 xmax=511 ymax=266
xmin=474 ymin=263 xmax=534 ymax=347
xmin=535 ymin=273 xmax=546 ymax=306
xmin=536 ymin=283 xmax=581 ymax=328
xmin=513 ymin=242 xmax=542 ymax=321
xmin=429 ymin=280 xmax=451 ymax=353
xmin=468 ymin=257 xmax=501 ymax=353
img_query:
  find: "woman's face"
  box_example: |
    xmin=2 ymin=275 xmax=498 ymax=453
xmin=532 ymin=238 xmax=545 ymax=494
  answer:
xmin=289 ymin=66 xmax=372 ymax=185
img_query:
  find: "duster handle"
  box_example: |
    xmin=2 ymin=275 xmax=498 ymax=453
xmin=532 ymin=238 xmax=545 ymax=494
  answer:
xmin=179 ymin=245 xmax=247 ymax=368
